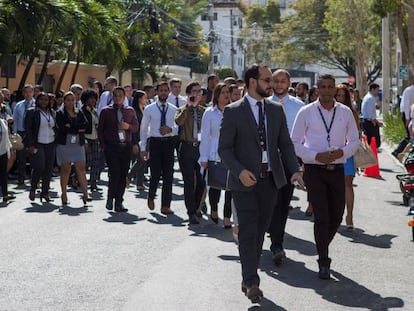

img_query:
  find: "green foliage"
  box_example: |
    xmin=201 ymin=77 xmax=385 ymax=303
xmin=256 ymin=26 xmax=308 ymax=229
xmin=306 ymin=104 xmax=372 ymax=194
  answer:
xmin=214 ymin=66 xmax=238 ymax=80
xmin=383 ymin=111 xmax=407 ymax=144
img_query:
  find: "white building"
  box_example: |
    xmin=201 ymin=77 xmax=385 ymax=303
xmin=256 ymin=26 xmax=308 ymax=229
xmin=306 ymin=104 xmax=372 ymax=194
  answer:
xmin=197 ymin=1 xmax=245 ymax=78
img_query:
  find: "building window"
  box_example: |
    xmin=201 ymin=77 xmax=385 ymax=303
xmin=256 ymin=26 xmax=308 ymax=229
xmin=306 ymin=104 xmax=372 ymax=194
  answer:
xmin=214 ymin=55 xmax=218 ymax=64
xmin=201 ymin=13 xmax=217 ymax=21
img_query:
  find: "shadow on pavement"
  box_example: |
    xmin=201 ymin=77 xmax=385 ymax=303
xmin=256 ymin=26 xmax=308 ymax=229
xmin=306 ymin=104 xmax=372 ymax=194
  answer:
xmin=25 ymin=203 xmax=59 ymax=213
xmin=103 ymin=212 xmax=146 ymax=225
xmin=188 ymin=220 xmax=234 ymax=243
xmin=147 ymin=212 xmax=186 ymax=227
xmin=283 ymin=233 xmax=318 ymax=256
xmin=58 ymin=205 xmax=91 ymax=216
xmin=288 ymin=206 xmax=314 ymax=222
xmin=248 ymin=297 xmax=287 ymax=311
xmin=337 ymin=226 xmax=396 ymax=248
xmin=261 ymin=257 xmax=404 ymax=310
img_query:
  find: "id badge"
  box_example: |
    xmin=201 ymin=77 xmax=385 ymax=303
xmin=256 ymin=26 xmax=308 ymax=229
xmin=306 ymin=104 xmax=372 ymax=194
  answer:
xmin=70 ymin=135 xmax=77 ymax=144
xmin=262 ymin=150 xmax=268 ymax=163
xmin=197 ymin=132 xmax=201 ymax=142
xmin=118 ymin=130 xmax=125 ymax=141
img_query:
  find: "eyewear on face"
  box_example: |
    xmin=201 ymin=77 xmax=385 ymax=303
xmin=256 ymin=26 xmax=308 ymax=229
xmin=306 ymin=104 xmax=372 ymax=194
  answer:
xmin=191 ymin=89 xmax=202 ymax=94
xmin=258 ymin=78 xmax=272 ymax=84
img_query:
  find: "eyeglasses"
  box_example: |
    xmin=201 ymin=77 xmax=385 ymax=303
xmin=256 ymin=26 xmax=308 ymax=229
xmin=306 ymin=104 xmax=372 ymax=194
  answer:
xmin=190 ymin=89 xmax=202 ymax=94
xmin=258 ymin=78 xmax=272 ymax=84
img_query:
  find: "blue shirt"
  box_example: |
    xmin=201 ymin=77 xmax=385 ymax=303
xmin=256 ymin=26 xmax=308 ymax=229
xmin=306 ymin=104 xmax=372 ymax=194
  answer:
xmin=12 ymin=99 xmax=35 ymax=132
xmin=361 ymin=92 xmax=377 ymax=120
xmin=271 ymin=94 xmax=304 ymax=135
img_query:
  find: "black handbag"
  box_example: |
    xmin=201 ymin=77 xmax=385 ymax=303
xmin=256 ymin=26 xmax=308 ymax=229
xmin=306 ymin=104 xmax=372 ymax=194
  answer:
xmin=207 ymin=160 xmax=230 ymax=190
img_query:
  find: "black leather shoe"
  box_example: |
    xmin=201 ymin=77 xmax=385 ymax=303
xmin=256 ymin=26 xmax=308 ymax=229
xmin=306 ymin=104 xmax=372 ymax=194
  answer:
xmin=189 ymin=214 xmax=200 ymax=224
xmin=115 ymin=202 xmax=128 ymax=212
xmin=271 ymin=247 xmax=286 ymax=265
xmin=106 ymin=199 xmax=113 ymax=211
xmin=245 ymin=285 xmax=263 ymax=303
xmin=318 ymin=266 xmax=331 ymax=280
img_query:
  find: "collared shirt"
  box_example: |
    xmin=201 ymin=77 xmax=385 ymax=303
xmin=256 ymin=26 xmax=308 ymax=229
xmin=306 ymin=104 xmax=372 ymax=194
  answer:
xmin=37 ymin=111 xmax=56 ymax=144
xmin=13 ymin=98 xmax=35 ymax=132
xmin=291 ymin=101 xmax=360 ymax=164
xmin=175 ymin=104 xmax=206 ymax=142
xmin=361 ymin=92 xmax=377 ymax=120
xmin=97 ymin=91 xmax=129 ymax=115
xmin=167 ymin=93 xmax=187 ymax=108
xmin=199 ymin=105 xmax=223 ymax=162
xmin=139 ymin=101 xmax=178 ymax=151
xmin=270 ymin=94 xmax=304 ymax=134
xmin=401 ymin=85 xmax=414 ymax=117
xmin=98 ymin=104 xmax=139 ymax=149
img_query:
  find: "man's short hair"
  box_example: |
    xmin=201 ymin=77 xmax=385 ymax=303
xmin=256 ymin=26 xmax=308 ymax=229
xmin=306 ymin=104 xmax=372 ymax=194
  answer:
xmin=317 ymin=74 xmax=335 ymax=86
xmin=143 ymin=85 xmax=154 ymax=92
xmin=244 ymin=64 xmax=268 ymax=89
xmin=70 ymin=83 xmax=83 ymax=92
xmin=169 ymin=78 xmax=182 ymax=87
xmin=156 ymin=81 xmax=169 ymax=90
xmin=369 ymin=83 xmax=380 ymax=91
xmin=185 ymin=81 xmax=201 ymax=95
xmin=297 ymin=82 xmax=309 ymax=90
xmin=273 ymin=69 xmax=291 ymax=81
xmin=105 ymin=76 xmax=118 ymax=85
xmin=207 ymin=74 xmax=217 ymax=83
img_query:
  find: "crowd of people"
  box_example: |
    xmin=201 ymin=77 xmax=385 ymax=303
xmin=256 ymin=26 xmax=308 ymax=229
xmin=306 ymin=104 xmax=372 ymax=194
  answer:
xmin=0 ymin=66 xmax=380 ymax=304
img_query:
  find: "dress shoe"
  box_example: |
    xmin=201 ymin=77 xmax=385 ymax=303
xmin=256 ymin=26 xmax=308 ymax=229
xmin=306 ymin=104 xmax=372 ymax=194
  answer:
xmin=195 ymin=209 xmax=202 ymax=218
xmin=40 ymin=193 xmax=53 ymax=203
xmin=189 ymin=214 xmax=200 ymax=224
xmin=160 ymin=207 xmax=174 ymax=215
xmin=29 ymin=190 xmax=36 ymax=201
xmin=82 ymin=195 xmax=92 ymax=205
xmin=147 ymin=198 xmax=155 ymax=210
xmin=136 ymin=185 xmax=145 ymax=191
xmin=115 ymin=205 xmax=128 ymax=212
xmin=106 ymin=199 xmax=113 ymax=211
xmin=223 ymin=217 xmax=232 ymax=229
xmin=318 ymin=258 xmax=331 ymax=280
xmin=245 ymin=284 xmax=263 ymax=303
xmin=90 ymin=185 xmax=102 ymax=191
xmin=271 ymin=247 xmax=286 ymax=265
xmin=210 ymin=210 xmax=219 ymax=224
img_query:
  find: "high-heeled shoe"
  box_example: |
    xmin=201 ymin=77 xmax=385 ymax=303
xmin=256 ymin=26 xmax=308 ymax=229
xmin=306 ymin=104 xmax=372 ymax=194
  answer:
xmin=40 ymin=193 xmax=53 ymax=203
xmin=211 ymin=211 xmax=219 ymax=224
xmin=61 ymin=194 xmax=68 ymax=205
xmin=29 ymin=190 xmax=35 ymax=201
xmin=223 ymin=217 xmax=232 ymax=229
xmin=82 ymin=195 xmax=92 ymax=205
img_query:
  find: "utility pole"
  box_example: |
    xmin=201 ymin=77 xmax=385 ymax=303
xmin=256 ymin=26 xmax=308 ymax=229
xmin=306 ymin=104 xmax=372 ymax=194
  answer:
xmin=382 ymin=13 xmax=391 ymax=114
xmin=230 ymin=9 xmax=235 ymax=70
xmin=207 ymin=0 xmax=215 ymax=74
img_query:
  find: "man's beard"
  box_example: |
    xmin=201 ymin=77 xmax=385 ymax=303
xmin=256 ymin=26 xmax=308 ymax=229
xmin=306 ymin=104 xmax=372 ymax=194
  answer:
xmin=159 ymin=95 xmax=168 ymax=103
xmin=256 ymin=84 xmax=272 ymax=98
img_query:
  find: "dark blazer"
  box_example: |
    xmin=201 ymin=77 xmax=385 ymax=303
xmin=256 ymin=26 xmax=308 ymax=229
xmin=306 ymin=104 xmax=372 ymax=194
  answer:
xmin=24 ymin=108 xmax=57 ymax=148
xmin=55 ymin=108 xmax=88 ymax=146
xmin=218 ymin=96 xmax=300 ymax=192
xmin=81 ymin=105 xmax=98 ymax=136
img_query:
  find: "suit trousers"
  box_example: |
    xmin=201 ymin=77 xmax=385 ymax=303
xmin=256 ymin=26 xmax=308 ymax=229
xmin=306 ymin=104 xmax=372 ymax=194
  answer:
xmin=268 ymin=182 xmax=294 ymax=251
xmin=86 ymin=139 xmax=100 ymax=187
xmin=178 ymin=142 xmax=205 ymax=216
xmin=0 ymin=152 xmax=7 ymax=197
xmin=104 ymin=143 xmax=131 ymax=205
xmin=232 ymin=175 xmax=278 ymax=287
xmin=362 ymin=120 xmax=381 ymax=148
xmin=304 ymin=165 xmax=345 ymax=265
xmin=29 ymin=143 xmax=56 ymax=195
xmin=148 ymin=137 xmax=176 ymax=207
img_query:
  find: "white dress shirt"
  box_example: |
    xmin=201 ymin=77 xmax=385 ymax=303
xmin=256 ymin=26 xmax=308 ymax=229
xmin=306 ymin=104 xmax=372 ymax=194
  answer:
xmin=37 ymin=111 xmax=56 ymax=144
xmin=167 ymin=93 xmax=187 ymax=108
xmin=291 ymin=101 xmax=360 ymax=164
xmin=199 ymin=105 xmax=223 ymax=162
xmin=270 ymin=94 xmax=304 ymax=134
xmin=97 ymin=91 xmax=129 ymax=115
xmin=401 ymin=85 xmax=414 ymax=118
xmin=139 ymin=101 xmax=178 ymax=151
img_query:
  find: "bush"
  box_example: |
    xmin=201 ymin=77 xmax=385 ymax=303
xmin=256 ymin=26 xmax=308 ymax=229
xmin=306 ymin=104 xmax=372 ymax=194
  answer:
xmin=215 ymin=66 xmax=238 ymax=80
xmin=383 ymin=111 xmax=406 ymax=145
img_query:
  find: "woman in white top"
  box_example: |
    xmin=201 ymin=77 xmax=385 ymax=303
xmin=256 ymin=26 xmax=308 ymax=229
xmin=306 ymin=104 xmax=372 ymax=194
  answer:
xmin=24 ymin=93 xmax=57 ymax=202
xmin=199 ymin=83 xmax=232 ymax=228
xmin=0 ymin=117 xmax=12 ymax=204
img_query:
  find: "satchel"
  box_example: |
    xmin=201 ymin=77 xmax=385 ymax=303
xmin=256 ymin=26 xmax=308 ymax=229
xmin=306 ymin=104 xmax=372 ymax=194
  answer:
xmin=9 ymin=133 xmax=24 ymax=151
xmin=354 ymin=139 xmax=377 ymax=169
xmin=207 ymin=160 xmax=230 ymax=190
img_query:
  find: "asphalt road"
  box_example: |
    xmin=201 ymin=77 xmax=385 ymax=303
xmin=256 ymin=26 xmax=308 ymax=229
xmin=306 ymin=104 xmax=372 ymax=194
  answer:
xmin=0 ymin=145 xmax=413 ymax=311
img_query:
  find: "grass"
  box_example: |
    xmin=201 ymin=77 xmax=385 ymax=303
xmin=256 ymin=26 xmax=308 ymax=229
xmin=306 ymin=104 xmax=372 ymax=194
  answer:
xmin=383 ymin=111 xmax=407 ymax=145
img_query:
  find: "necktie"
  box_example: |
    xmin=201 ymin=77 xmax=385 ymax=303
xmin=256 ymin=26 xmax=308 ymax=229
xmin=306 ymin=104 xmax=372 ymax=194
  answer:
xmin=117 ymin=106 xmax=125 ymax=142
xmin=176 ymin=97 xmax=179 ymax=108
xmin=160 ymin=104 xmax=166 ymax=126
xmin=257 ymin=102 xmax=268 ymax=173
xmin=192 ymin=108 xmax=198 ymax=140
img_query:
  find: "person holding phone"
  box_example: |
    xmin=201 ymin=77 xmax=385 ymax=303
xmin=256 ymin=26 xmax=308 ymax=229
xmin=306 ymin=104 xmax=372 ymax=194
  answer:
xmin=175 ymin=81 xmax=206 ymax=224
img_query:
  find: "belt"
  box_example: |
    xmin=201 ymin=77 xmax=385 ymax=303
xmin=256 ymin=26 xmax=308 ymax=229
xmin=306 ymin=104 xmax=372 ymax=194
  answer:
xmin=304 ymin=164 xmax=344 ymax=171
xmin=259 ymin=171 xmax=272 ymax=178
xmin=108 ymin=142 xmax=130 ymax=147
xmin=181 ymin=141 xmax=199 ymax=147
xmin=151 ymin=136 xmax=175 ymax=142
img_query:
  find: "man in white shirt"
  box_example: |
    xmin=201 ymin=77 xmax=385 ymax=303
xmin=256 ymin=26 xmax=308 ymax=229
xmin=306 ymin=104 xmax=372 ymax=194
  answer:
xmin=97 ymin=76 xmax=128 ymax=114
xmin=167 ymin=78 xmax=186 ymax=108
xmin=70 ymin=83 xmax=83 ymax=109
xmin=139 ymin=81 xmax=178 ymax=215
xmin=291 ymin=74 xmax=359 ymax=280
xmin=401 ymin=79 xmax=414 ymax=137
xmin=361 ymin=83 xmax=382 ymax=148
xmin=268 ymin=69 xmax=304 ymax=265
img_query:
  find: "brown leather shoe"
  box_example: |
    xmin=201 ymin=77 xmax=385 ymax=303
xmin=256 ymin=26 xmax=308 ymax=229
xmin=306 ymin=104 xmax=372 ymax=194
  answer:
xmin=160 ymin=206 xmax=174 ymax=215
xmin=147 ymin=198 xmax=155 ymax=210
xmin=245 ymin=285 xmax=263 ymax=303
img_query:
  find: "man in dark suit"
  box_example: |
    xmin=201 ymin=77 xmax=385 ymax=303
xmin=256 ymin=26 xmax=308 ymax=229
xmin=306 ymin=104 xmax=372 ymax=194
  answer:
xmin=218 ymin=64 xmax=304 ymax=303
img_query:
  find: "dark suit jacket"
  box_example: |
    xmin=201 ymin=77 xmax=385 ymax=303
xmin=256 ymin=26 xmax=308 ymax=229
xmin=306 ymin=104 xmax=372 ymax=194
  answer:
xmin=55 ymin=108 xmax=88 ymax=146
xmin=218 ymin=96 xmax=299 ymax=192
xmin=24 ymin=108 xmax=57 ymax=148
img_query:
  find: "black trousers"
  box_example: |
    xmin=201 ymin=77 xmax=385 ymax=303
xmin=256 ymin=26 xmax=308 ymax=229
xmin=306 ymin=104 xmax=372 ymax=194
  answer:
xmin=0 ymin=152 xmax=8 ymax=197
xmin=304 ymin=165 xmax=345 ymax=265
xmin=29 ymin=143 xmax=56 ymax=195
xmin=16 ymin=131 xmax=28 ymax=181
xmin=362 ymin=119 xmax=381 ymax=148
xmin=128 ymin=154 xmax=146 ymax=187
xmin=178 ymin=142 xmax=205 ymax=216
xmin=268 ymin=182 xmax=294 ymax=251
xmin=86 ymin=139 xmax=100 ymax=187
xmin=104 ymin=143 xmax=132 ymax=205
xmin=148 ymin=137 xmax=176 ymax=207
xmin=208 ymin=188 xmax=232 ymax=218
xmin=233 ymin=175 xmax=278 ymax=287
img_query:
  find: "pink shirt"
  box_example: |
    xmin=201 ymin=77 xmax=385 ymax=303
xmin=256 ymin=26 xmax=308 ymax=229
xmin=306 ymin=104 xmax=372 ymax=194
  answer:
xmin=291 ymin=101 xmax=359 ymax=164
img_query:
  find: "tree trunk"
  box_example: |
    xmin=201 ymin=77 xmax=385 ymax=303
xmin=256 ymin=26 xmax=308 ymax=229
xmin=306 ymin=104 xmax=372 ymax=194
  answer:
xmin=18 ymin=52 xmax=37 ymax=91
xmin=407 ymin=6 xmax=414 ymax=79
xmin=37 ymin=43 xmax=52 ymax=86
xmin=55 ymin=44 xmax=74 ymax=93
xmin=70 ymin=49 xmax=81 ymax=85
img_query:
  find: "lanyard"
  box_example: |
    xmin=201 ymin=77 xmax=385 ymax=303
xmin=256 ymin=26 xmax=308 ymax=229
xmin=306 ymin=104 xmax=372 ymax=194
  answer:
xmin=40 ymin=110 xmax=52 ymax=125
xmin=317 ymin=106 xmax=336 ymax=147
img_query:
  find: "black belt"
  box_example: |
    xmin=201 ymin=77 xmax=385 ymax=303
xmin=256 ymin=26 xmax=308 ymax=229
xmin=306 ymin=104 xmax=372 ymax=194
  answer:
xmin=151 ymin=136 xmax=175 ymax=142
xmin=107 ymin=142 xmax=130 ymax=147
xmin=181 ymin=141 xmax=199 ymax=147
xmin=259 ymin=171 xmax=272 ymax=178
xmin=305 ymin=164 xmax=344 ymax=171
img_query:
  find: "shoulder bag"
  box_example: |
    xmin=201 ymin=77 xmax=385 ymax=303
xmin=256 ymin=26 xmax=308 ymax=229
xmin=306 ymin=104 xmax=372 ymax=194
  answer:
xmin=207 ymin=160 xmax=230 ymax=191
xmin=353 ymin=139 xmax=377 ymax=169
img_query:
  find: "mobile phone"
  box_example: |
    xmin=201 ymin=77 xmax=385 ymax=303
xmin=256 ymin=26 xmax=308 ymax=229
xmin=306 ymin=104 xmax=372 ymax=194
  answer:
xmin=293 ymin=179 xmax=306 ymax=191
xmin=189 ymin=96 xmax=195 ymax=102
